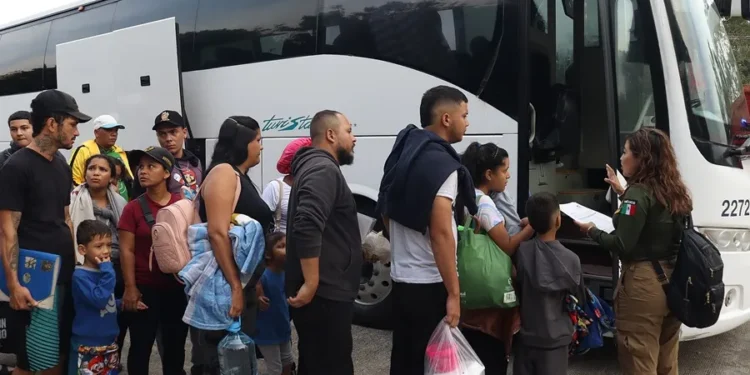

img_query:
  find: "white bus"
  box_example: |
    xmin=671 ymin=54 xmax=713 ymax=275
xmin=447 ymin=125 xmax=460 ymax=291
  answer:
xmin=1 ymin=0 xmax=749 ymax=341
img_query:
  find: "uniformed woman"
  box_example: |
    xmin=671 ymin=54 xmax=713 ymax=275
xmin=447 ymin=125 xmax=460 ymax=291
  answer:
xmin=576 ymin=128 xmax=692 ymax=375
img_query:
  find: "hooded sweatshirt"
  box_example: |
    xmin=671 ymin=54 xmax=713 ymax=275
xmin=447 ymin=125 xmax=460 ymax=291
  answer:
xmin=0 ymin=142 xmax=22 ymax=168
xmin=515 ymin=238 xmax=585 ymax=348
xmin=285 ymin=147 xmax=363 ymax=302
xmin=376 ymin=125 xmax=477 ymax=234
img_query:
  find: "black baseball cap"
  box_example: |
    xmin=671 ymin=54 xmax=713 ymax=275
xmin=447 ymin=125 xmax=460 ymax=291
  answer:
xmin=153 ymin=110 xmax=185 ymax=130
xmin=31 ymin=90 xmax=92 ymax=122
xmin=129 ymin=146 xmax=176 ymax=171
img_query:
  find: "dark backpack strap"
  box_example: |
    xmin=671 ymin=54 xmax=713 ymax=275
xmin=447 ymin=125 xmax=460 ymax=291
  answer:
xmin=685 ymin=214 xmax=694 ymax=230
xmin=69 ymin=145 xmax=84 ymax=169
xmin=174 ymin=165 xmax=190 ymax=188
xmin=651 ymin=260 xmax=670 ymax=294
xmin=138 ymin=195 xmax=156 ymax=228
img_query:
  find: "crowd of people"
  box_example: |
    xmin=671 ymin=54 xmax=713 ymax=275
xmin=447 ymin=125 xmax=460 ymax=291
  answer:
xmin=0 ymin=85 xmax=691 ymax=375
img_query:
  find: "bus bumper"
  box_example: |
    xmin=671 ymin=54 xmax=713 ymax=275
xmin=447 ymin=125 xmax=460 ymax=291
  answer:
xmin=680 ymin=306 xmax=750 ymax=341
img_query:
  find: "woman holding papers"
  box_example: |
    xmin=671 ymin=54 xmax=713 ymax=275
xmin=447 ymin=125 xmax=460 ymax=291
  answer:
xmin=576 ymin=128 xmax=692 ymax=375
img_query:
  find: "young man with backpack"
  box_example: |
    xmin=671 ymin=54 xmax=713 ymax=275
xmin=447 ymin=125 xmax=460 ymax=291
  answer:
xmin=128 ymin=110 xmax=203 ymax=200
xmin=154 ymin=110 xmax=203 ymax=195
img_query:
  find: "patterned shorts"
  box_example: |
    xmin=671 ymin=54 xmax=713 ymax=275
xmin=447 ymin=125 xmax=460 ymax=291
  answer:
xmin=68 ymin=342 xmax=120 ymax=375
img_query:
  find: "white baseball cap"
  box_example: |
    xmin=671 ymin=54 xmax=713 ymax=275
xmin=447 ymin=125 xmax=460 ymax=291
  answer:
xmin=92 ymin=115 xmax=125 ymax=130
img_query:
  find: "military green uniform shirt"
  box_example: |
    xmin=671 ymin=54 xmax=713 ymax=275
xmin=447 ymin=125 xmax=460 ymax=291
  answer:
xmin=590 ymin=185 xmax=681 ymax=262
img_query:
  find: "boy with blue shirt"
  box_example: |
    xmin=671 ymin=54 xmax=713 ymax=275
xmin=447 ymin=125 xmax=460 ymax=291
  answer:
xmin=69 ymin=220 xmax=145 ymax=375
xmin=255 ymin=232 xmax=296 ymax=375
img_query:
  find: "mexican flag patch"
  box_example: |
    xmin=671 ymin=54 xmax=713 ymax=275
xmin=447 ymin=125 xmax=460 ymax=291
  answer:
xmin=620 ymin=200 xmax=637 ymax=216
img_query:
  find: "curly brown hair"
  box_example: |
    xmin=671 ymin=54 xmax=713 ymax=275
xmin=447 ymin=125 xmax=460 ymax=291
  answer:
xmin=626 ymin=128 xmax=692 ymax=216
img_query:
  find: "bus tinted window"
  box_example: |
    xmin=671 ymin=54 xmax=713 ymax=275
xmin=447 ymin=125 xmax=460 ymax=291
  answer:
xmin=193 ymin=0 xmax=317 ymax=71
xmin=112 ymin=0 xmax=200 ymax=71
xmin=44 ymin=4 xmax=116 ymax=89
xmin=321 ymin=0 xmax=520 ymax=119
xmin=0 ymin=22 xmax=51 ymax=96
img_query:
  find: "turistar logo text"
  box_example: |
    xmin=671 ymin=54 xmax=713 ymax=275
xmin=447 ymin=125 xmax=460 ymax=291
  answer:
xmin=262 ymin=115 xmax=313 ymax=132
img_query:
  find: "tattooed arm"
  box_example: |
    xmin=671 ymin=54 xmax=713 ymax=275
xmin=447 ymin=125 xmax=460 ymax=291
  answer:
xmin=0 ymin=210 xmax=21 ymax=286
xmin=0 ymin=210 xmax=36 ymax=310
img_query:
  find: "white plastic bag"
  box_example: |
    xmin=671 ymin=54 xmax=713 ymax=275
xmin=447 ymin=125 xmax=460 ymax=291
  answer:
xmin=362 ymin=231 xmax=391 ymax=263
xmin=424 ymin=321 xmax=485 ymax=375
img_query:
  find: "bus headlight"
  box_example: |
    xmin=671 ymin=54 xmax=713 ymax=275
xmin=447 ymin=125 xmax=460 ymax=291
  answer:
xmin=696 ymin=228 xmax=750 ymax=252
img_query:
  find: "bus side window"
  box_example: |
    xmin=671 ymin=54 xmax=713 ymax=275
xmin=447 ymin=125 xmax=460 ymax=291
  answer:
xmin=111 ymin=0 xmax=200 ymax=72
xmin=44 ymin=3 xmax=116 ymax=90
xmin=192 ymin=0 xmax=318 ymax=71
xmin=321 ymin=0 xmax=519 ymax=119
xmin=0 ymin=22 xmax=51 ymax=96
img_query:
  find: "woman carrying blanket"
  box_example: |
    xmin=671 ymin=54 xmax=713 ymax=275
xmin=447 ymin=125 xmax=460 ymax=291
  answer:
xmin=191 ymin=116 xmax=273 ymax=374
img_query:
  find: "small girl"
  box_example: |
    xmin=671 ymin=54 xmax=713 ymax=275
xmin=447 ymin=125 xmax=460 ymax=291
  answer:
xmin=254 ymin=232 xmax=296 ymax=375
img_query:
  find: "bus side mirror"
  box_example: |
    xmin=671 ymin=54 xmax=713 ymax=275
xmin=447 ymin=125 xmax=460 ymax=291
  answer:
xmin=562 ymin=0 xmax=574 ymax=18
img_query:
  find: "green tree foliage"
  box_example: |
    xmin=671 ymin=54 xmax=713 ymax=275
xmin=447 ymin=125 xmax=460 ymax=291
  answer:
xmin=727 ymin=18 xmax=750 ymax=84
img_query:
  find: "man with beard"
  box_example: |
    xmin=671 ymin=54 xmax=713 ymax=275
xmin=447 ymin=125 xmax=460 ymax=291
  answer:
xmin=285 ymin=110 xmax=361 ymax=375
xmin=0 ymin=89 xmax=91 ymax=375
xmin=0 ymin=111 xmax=33 ymax=167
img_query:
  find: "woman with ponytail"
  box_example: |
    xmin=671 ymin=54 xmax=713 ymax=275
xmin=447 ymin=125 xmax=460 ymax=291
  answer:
xmin=192 ymin=116 xmax=273 ymax=374
xmin=459 ymin=142 xmax=535 ymax=374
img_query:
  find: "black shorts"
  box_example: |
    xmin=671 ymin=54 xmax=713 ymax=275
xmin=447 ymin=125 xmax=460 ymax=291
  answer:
xmin=12 ymin=284 xmax=73 ymax=372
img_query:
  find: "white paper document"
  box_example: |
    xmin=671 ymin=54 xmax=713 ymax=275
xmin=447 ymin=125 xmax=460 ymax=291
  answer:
xmin=560 ymin=202 xmax=616 ymax=234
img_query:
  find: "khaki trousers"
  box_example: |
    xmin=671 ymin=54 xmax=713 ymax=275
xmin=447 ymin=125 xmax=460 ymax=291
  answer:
xmin=615 ymin=261 xmax=681 ymax=375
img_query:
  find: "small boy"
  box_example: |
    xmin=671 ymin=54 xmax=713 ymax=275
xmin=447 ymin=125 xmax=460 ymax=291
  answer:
xmin=254 ymin=232 xmax=296 ymax=375
xmin=69 ymin=220 xmax=136 ymax=375
xmin=514 ymin=192 xmax=585 ymax=375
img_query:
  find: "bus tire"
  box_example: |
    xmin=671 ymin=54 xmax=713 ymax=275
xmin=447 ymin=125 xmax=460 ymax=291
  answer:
xmin=353 ymin=196 xmax=393 ymax=329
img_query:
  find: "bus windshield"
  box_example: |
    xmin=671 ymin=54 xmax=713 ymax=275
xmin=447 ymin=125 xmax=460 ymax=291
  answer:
xmin=667 ymin=0 xmax=750 ymax=164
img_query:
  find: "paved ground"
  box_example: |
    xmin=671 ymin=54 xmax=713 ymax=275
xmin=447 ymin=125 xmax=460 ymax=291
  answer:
xmin=2 ymin=321 xmax=746 ymax=373
xmin=115 ymin=321 xmax=750 ymax=374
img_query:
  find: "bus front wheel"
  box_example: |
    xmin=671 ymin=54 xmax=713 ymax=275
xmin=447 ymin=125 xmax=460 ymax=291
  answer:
xmin=353 ymin=196 xmax=394 ymax=329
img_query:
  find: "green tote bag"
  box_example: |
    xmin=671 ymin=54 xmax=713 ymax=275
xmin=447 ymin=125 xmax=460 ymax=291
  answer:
xmin=457 ymin=214 xmax=518 ymax=309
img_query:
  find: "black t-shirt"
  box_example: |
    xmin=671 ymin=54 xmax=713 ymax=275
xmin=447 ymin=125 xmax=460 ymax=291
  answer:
xmin=0 ymin=148 xmax=75 ymax=284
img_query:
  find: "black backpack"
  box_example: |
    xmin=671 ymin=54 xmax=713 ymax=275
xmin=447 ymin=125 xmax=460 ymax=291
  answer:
xmin=652 ymin=215 xmax=725 ymax=328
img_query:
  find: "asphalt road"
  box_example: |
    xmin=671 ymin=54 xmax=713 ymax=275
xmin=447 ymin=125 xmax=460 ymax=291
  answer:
xmin=117 ymin=321 xmax=750 ymax=374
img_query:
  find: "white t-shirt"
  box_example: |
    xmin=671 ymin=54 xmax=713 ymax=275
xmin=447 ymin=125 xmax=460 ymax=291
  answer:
xmin=474 ymin=189 xmax=505 ymax=232
xmin=390 ymin=171 xmax=458 ymax=284
xmin=261 ymin=178 xmax=291 ymax=233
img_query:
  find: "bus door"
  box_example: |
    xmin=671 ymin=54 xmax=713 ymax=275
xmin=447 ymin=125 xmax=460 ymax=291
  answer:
xmin=517 ymin=0 xmax=622 ymax=302
xmin=56 ymin=17 xmax=187 ymax=155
